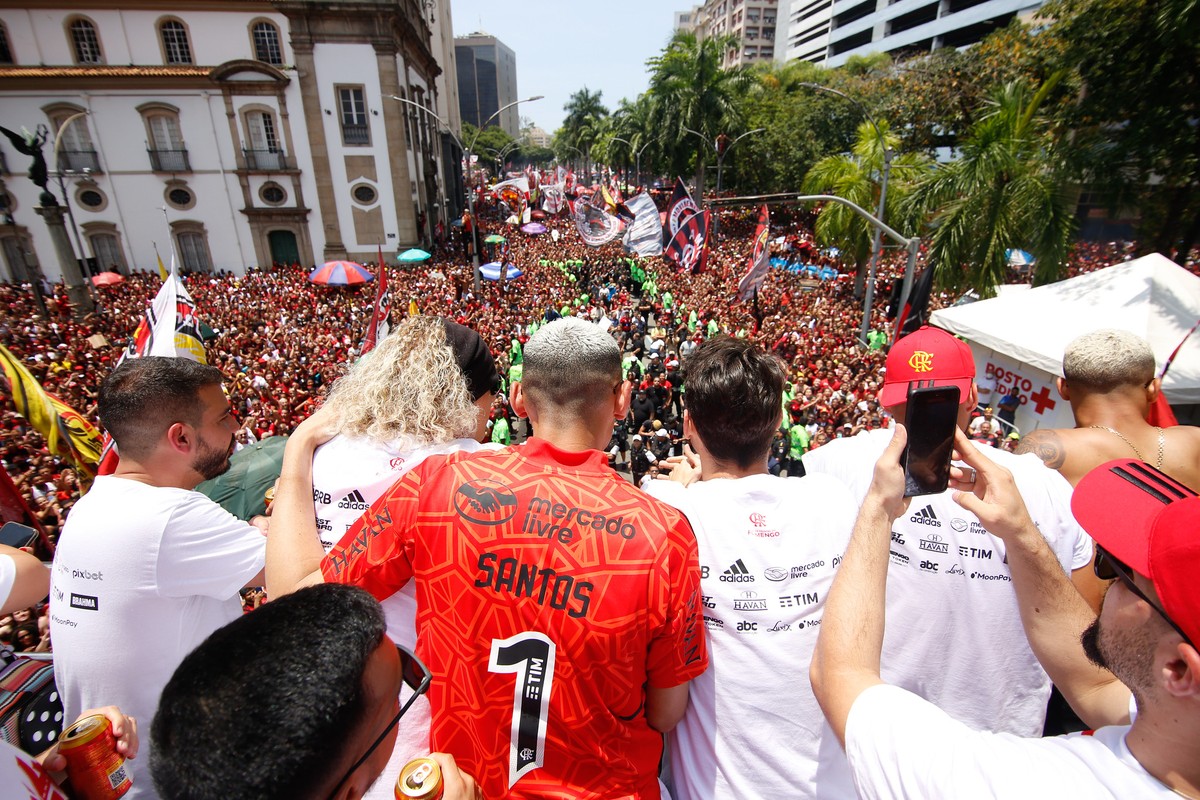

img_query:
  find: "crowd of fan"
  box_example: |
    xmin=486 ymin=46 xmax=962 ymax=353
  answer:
xmin=0 ymin=197 xmax=1167 ymax=652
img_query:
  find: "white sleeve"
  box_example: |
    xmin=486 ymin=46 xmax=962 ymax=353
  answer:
xmin=156 ymin=493 xmax=266 ymax=600
xmin=0 ymin=555 xmax=14 ymax=609
xmin=844 ymin=685 xmax=1100 ymax=799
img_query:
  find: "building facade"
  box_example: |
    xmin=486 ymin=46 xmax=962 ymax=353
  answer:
xmin=781 ymin=0 xmax=835 ymax=63
xmin=0 ymin=0 xmax=457 ymax=282
xmin=822 ymin=0 xmax=1043 ymax=66
xmin=675 ymin=0 xmax=785 ymax=67
xmin=453 ymin=31 xmax=518 ymax=138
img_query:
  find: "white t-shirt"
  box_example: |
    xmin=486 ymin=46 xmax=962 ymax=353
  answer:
xmin=647 ymin=474 xmax=859 ymax=800
xmin=845 ymin=684 xmax=1173 ymax=798
xmin=311 ymin=434 xmax=495 ymax=800
xmin=802 ymin=429 xmax=1093 ymax=736
xmin=0 ymin=555 xmax=14 ymax=610
xmin=50 ymin=476 xmax=266 ymax=800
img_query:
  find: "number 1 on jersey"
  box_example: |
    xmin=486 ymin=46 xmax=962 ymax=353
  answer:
xmin=489 ymin=632 xmax=557 ymax=787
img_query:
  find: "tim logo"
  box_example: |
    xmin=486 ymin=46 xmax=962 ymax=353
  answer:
xmin=749 ymin=512 xmax=767 ymax=527
xmin=453 ymin=479 xmax=518 ymax=526
xmin=908 ymin=350 xmax=934 ymax=373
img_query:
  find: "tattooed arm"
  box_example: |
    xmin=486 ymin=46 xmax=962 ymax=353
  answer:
xmin=1014 ymin=429 xmax=1067 ymax=470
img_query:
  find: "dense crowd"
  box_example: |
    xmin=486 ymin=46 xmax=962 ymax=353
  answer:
xmin=0 ymin=191 xmax=1174 ymax=653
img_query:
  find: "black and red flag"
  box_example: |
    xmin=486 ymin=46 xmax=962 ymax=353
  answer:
xmin=737 ymin=204 xmax=771 ymax=301
xmin=664 ymin=209 xmax=710 ymax=274
xmin=665 ymin=176 xmax=699 ymax=240
xmin=893 ymin=264 xmax=935 ymax=342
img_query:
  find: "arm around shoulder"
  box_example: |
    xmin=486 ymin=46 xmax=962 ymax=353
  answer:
xmin=0 ymin=546 xmax=49 ymax=614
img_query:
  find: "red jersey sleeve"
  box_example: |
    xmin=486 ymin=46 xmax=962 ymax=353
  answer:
xmin=645 ymin=514 xmax=708 ymax=688
xmin=320 ymin=464 xmax=422 ymax=601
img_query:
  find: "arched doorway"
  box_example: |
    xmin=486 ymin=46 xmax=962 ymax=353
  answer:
xmin=268 ymin=230 xmax=299 ymax=266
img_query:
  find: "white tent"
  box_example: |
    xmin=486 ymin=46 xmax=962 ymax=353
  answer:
xmin=930 ymin=253 xmax=1200 ymax=432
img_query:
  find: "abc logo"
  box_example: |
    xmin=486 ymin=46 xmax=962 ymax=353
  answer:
xmin=736 ymin=621 xmax=758 ymax=632
xmin=920 ymin=560 xmax=939 ymax=572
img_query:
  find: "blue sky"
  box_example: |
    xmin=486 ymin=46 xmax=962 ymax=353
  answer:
xmin=449 ymin=0 xmax=679 ymax=134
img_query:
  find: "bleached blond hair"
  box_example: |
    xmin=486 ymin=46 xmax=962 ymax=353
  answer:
xmin=325 ymin=316 xmax=478 ymax=445
xmin=1063 ymin=329 xmax=1156 ymax=392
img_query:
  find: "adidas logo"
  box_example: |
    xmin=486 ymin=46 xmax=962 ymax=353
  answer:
xmin=719 ymin=558 xmax=755 ymax=583
xmin=337 ymin=489 xmax=370 ymax=511
xmin=910 ymin=505 xmax=942 ymax=527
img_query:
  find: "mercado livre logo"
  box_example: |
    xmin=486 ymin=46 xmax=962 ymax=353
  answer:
xmin=454 ymin=478 xmax=518 ymax=525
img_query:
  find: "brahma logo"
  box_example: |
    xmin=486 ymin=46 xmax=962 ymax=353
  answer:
xmin=453 ymin=479 xmax=518 ymax=525
xmin=908 ymin=350 xmax=934 ymax=373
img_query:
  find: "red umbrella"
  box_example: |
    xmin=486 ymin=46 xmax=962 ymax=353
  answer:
xmin=307 ymin=260 xmax=374 ymax=286
xmin=91 ymin=272 xmax=125 ymax=287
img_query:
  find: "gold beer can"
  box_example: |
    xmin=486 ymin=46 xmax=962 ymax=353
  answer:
xmin=396 ymin=756 xmax=443 ymax=800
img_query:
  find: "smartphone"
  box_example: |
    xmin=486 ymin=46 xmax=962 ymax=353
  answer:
xmin=902 ymin=385 xmax=961 ymax=497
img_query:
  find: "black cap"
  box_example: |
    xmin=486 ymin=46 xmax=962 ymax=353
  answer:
xmin=439 ymin=318 xmax=499 ymax=400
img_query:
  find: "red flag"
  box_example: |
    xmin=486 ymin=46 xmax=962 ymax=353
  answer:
xmin=666 ymin=177 xmax=699 ymax=237
xmin=894 ymin=265 xmax=936 ymax=343
xmin=664 ymin=210 xmax=710 ymax=273
xmin=362 ymin=247 xmax=390 ymax=355
xmin=1147 ymin=318 xmax=1199 ymax=426
xmin=737 ymin=205 xmax=771 ymax=301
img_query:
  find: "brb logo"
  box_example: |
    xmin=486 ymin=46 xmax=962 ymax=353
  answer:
xmin=454 ymin=479 xmax=518 ymax=525
xmin=908 ymin=350 xmax=934 ymax=373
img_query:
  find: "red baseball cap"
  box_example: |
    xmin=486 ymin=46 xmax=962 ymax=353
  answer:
xmin=879 ymin=326 xmax=975 ymax=407
xmin=1072 ymin=459 xmax=1200 ymax=647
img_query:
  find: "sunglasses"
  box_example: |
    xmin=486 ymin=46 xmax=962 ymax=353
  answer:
xmin=1094 ymin=546 xmax=1194 ymax=648
xmin=327 ymin=643 xmax=432 ymax=798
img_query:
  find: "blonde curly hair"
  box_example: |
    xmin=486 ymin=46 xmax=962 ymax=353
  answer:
xmin=325 ymin=316 xmax=479 ymax=445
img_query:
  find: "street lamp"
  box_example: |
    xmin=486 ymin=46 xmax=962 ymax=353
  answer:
xmin=390 ymin=94 xmax=542 ymax=292
xmin=682 ymin=127 xmax=764 ymax=194
xmin=51 ymin=111 xmax=97 ymax=284
xmin=798 ymin=82 xmax=894 ymax=347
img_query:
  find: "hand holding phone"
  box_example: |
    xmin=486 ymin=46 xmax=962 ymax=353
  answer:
xmin=902 ymin=385 xmax=961 ymax=497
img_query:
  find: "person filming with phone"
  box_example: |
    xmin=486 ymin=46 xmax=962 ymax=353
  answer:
xmin=802 ymin=326 xmax=1096 ymax=738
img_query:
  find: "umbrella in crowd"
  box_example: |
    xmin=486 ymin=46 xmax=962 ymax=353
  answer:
xmin=196 ymin=436 xmax=288 ymax=520
xmin=480 ymin=262 xmax=523 ymax=281
xmin=308 ymin=260 xmax=374 ymax=286
xmin=521 ymin=222 xmax=547 ymax=235
xmin=397 ymin=248 xmax=431 ymax=264
xmin=1007 ymin=249 xmax=1036 ymax=267
xmin=91 ymin=272 xmax=125 ymax=287
xmin=531 ymin=209 xmax=547 ymax=221
xmin=484 ymin=234 xmax=507 ymax=245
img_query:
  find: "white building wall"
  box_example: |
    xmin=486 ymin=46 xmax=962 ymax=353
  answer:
xmin=311 ymin=42 xmax=396 ymax=251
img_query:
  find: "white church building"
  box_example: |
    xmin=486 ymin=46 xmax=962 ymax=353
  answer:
xmin=0 ymin=0 xmax=463 ymax=282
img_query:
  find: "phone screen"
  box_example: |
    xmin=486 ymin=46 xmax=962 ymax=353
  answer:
xmin=902 ymin=386 xmax=961 ymax=497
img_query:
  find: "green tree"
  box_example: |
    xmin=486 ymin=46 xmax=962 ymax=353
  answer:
xmin=1044 ymin=0 xmax=1200 ymax=261
xmin=907 ymin=77 xmax=1075 ymax=295
xmin=561 ymin=87 xmax=609 ymax=179
xmin=645 ymin=31 xmax=751 ymax=201
xmin=802 ymin=120 xmax=932 ymax=292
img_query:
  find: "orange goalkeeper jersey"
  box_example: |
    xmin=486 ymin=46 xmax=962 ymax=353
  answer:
xmin=322 ymin=438 xmax=707 ymax=799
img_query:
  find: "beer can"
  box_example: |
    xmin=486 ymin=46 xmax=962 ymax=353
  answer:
xmin=59 ymin=714 xmax=132 ymax=800
xmin=396 ymin=756 xmax=443 ymax=800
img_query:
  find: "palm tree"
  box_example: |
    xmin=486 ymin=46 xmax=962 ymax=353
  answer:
xmin=907 ymin=76 xmax=1074 ymax=295
xmin=562 ymin=87 xmax=608 ymax=181
xmin=802 ymin=120 xmax=931 ymax=293
xmin=646 ymin=31 xmax=751 ymax=202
